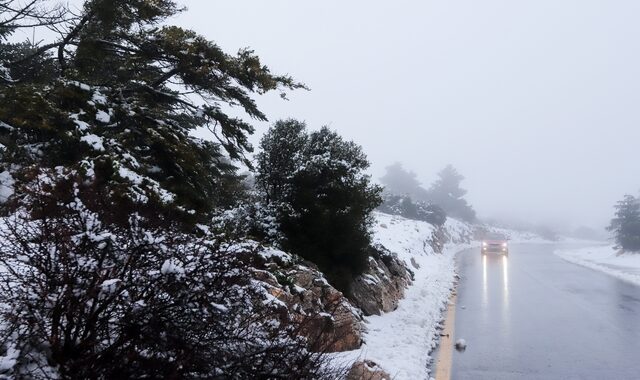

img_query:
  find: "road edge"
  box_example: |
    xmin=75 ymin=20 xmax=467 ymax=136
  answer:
xmin=433 ymin=288 xmax=457 ymax=380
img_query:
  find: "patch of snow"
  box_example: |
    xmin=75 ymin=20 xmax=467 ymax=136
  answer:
xmin=91 ymin=92 xmax=107 ymax=105
xmin=212 ymin=303 xmax=229 ymax=312
xmin=100 ymin=279 xmax=121 ymax=295
xmin=555 ymin=245 xmax=640 ymax=286
xmin=0 ymin=121 xmax=14 ymax=130
xmin=66 ymin=80 xmax=91 ymax=91
xmin=0 ymin=171 xmax=15 ymax=203
xmin=0 ymin=345 xmax=19 ymax=372
xmin=80 ymin=134 xmax=105 ymax=151
xmin=262 ymin=291 xmax=287 ymax=308
xmin=116 ymin=166 xmax=175 ymax=204
xmin=259 ymin=248 xmax=292 ymax=263
xmin=70 ymin=113 xmax=90 ymax=131
xmin=161 ymin=258 xmax=185 ymax=275
xmin=95 ymin=110 xmax=111 ymax=123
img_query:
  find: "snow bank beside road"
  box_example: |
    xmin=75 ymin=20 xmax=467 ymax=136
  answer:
xmin=337 ymin=212 xmax=472 ymax=380
xmin=555 ymin=245 xmax=640 ymax=286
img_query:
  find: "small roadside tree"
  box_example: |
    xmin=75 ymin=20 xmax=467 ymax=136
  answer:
xmin=257 ymin=122 xmax=382 ymax=291
xmin=607 ymin=194 xmax=640 ymax=252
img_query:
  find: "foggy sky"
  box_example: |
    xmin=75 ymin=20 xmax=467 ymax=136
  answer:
xmin=24 ymin=0 xmax=639 ymax=231
xmin=172 ymin=0 xmax=640 ymax=232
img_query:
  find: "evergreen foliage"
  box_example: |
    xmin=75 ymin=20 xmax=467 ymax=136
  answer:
xmin=0 ymin=0 xmax=305 ymax=225
xmin=257 ymin=121 xmax=382 ymax=291
xmin=255 ymin=119 xmax=307 ymax=204
xmin=608 ymin=194 xmax=640 ymax=252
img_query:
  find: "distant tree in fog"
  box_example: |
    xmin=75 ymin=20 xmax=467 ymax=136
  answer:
xmin=607 ymin=195 xmax=640 ymax=252
xmin=426 ymin=165 xmax=476 ymax=223
xmin=380 ymin=163 xmax=429 ymax=201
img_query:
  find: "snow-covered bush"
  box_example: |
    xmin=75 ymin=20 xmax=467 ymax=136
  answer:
xmin=211 ymin=197 xmax=284 ymax=245
xmin=0 ymin=186 xmax=338 ymax=379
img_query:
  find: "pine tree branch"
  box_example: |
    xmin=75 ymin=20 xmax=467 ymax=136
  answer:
xmin=57 ymin=10 xmax=93 ymax=76
xmin=151 ymin=67 xmax=180 ymax=88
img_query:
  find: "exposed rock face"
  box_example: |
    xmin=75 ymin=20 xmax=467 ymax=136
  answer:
xmin=347 ymin=360 xmax=391 ymax=380
xmin=250 ymin=250 xmax=364 ymax=353
xmin=430 ymin=223 xmax=472 ymax=253
xmin=347 ymin=245 xmax=413 ymax=316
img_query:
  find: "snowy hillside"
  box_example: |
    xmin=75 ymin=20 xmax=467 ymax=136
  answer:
xmin=337 ymin=212 xmax=473 ymax=379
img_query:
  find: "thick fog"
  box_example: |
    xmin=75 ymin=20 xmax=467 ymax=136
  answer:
xmin=75 ymin=1 xmax=640 ymax=232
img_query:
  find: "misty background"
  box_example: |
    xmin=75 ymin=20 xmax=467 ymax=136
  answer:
xmin=19 ymin=0 xmax=639 ymax=233
xmin=168 ymin=0 xmax=640 ymax=234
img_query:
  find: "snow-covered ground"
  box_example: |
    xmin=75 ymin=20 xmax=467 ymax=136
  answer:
xmin=555 ymin=245 xmax=640 ymax=286
xmin=336 ymin=212 xmax=472 ymax=379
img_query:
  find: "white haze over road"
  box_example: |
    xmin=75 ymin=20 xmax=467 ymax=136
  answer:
xmin=177 ymin=2 xmax=638 ymax=231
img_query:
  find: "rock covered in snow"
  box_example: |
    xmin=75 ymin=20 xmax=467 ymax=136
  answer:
xmin=455 ymin=338 xmax=467 ymax=351
xmin=348 ymin=245 xmax=413 ymax=316
xmin=248 ymin=247 xmax=365 ymax=353
xmin=347 ymin=360 xmax=391 ymax=380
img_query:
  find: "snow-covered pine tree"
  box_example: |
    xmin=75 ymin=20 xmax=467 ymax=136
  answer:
xmin=256 ymin=119 xmax=308 ymax=205
xmin=257 ymin=122 xmax=382 ymax=291
xmin=0 ymin=0 xmax=305 ymax=225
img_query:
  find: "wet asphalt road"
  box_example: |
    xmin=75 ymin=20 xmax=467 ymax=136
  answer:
xmin=451 ymin=244 xmax=640 ymax=380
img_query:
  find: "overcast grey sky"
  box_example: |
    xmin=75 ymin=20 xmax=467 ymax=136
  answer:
xmin=171 ymin=0 xmax=640 ymax=231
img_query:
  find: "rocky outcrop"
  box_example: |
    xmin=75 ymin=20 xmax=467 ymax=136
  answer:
xmin=430 ymin=222 xmax=472 ymax=253
xmin=347 ymin=245 xmax=414 ymax=316
xmin=250 ymin=249 xmax=364 ymax=353
xmin=347 ymin=360 xmax=391 ymax=380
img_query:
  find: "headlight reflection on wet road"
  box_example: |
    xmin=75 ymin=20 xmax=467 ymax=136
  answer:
xmin=501 ymin=255 xmax=510 ymax=334
xmin=502 ymin=255 xmax=509 ymax=294
xmin=482 ymin=254 xmax=488 ymax=306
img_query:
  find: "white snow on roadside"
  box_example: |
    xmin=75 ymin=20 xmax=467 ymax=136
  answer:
xmin=479 ymin=224 xmax=593 ymax=244
xmin=336 ymin=212 xmax=472 ymax=380
xmin=555 ymin=245 xmax=640 ymax=286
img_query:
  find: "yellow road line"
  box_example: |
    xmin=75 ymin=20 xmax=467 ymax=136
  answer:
xmin=434 ymin=291 xmax=457 ymax=380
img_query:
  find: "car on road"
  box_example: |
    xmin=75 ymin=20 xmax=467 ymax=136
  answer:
xmin=481 ymin=239 xmax=509 ymax=256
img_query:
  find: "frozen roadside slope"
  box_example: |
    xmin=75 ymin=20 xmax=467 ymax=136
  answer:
xmin=338 ymin=212 xmax=472 ymax=380
xmin=555 ymin=245 xmax=640 ymax=286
